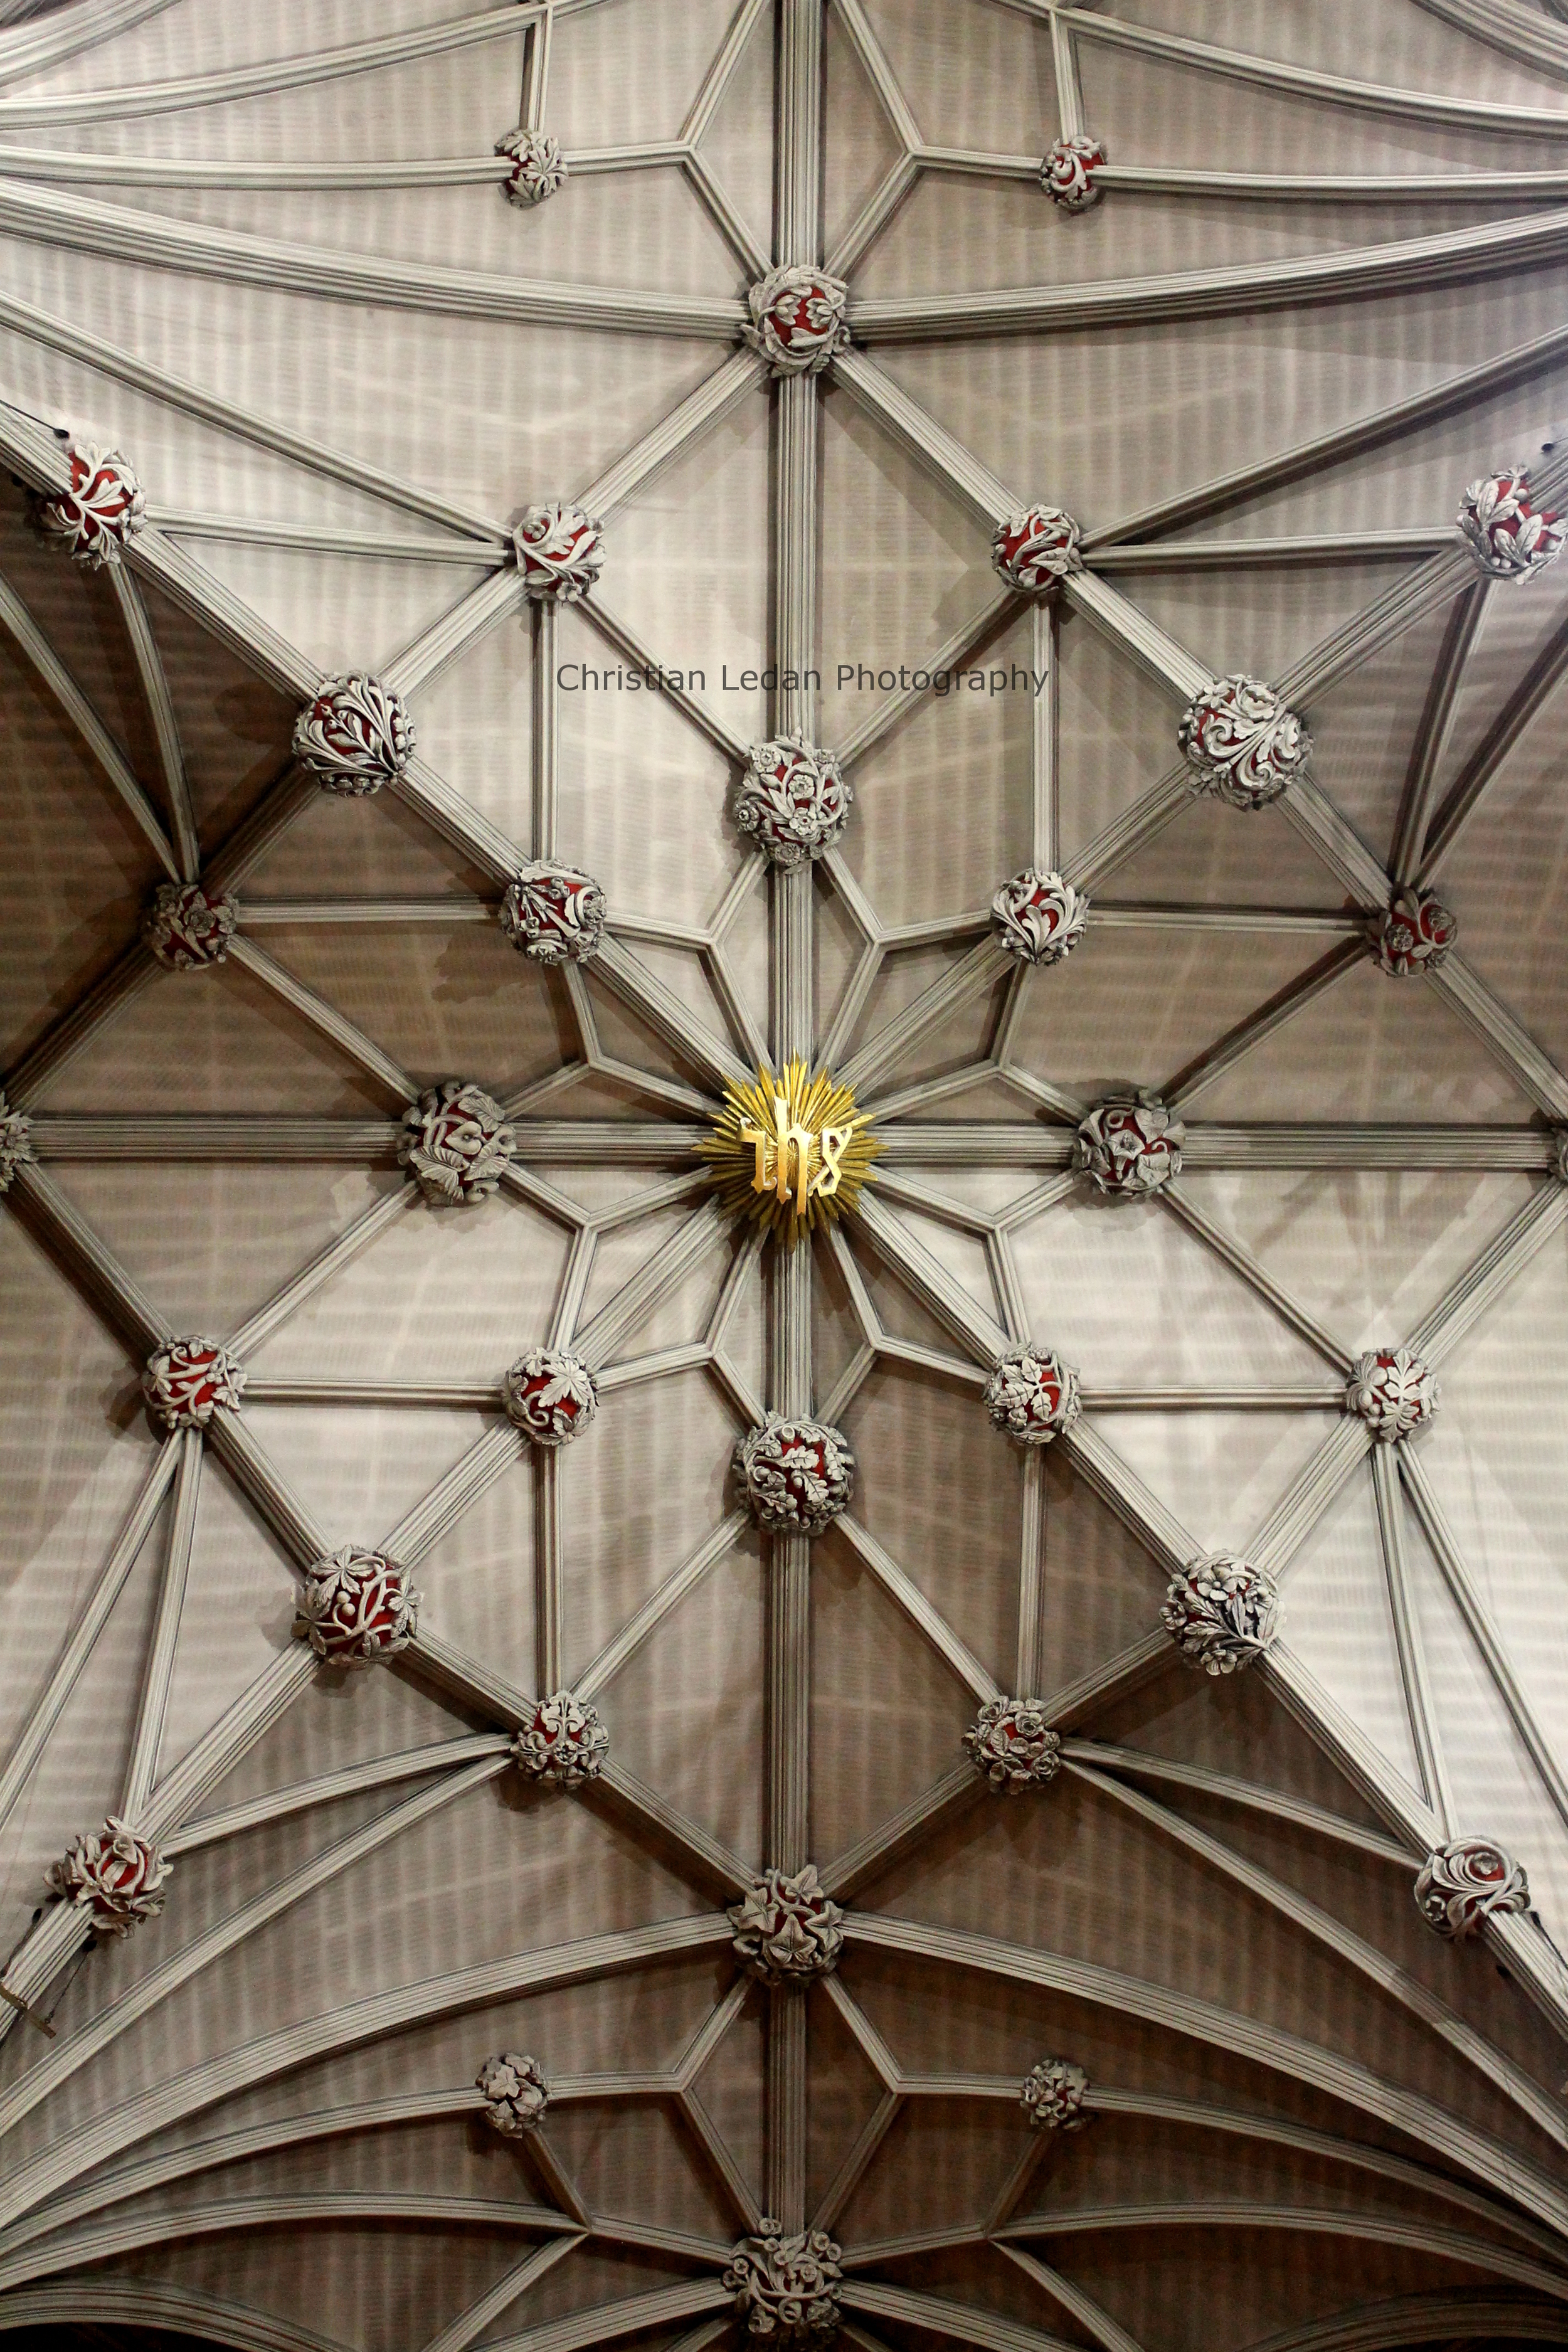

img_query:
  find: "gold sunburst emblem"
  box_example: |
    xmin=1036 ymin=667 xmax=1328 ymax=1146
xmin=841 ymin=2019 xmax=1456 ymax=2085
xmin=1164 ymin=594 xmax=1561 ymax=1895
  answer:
xmin=697 ymin=1059 xmax=881 ymax=1247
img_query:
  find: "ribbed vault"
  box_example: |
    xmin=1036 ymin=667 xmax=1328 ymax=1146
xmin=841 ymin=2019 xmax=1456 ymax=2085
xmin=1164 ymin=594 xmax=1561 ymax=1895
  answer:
xmin=4 ymin=3 xmax=1568 ymax=2351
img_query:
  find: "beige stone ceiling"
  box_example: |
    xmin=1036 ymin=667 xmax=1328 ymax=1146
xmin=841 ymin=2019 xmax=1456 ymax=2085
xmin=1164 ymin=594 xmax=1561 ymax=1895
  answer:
xmin=4 ymin=2 xmax=1568 ymax=2349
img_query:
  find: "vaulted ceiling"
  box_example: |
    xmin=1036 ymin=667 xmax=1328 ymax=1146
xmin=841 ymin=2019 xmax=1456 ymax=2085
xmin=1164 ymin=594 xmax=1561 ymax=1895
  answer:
xmin=5 ymin=3 xmax=1568 ymax=2351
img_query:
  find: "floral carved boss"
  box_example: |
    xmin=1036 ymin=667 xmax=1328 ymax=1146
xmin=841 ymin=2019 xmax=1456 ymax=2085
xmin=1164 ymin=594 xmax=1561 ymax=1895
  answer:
xmin=0 ymin=1094 xmax=33 ymax=1192
xmin=726 ymin=2222 xmax=844 ymax=2343
xmin=40 ymin=443 xmax=145 ymax=564
xmin=735 ymin=736 xmax=851 ymax=867
xmin=734 ymin=1417 xmax=855 ymax=1534
xmin=1415 ymin=1838 xmax=1531 ymax=1938
xmin=295 ymin=1550 xmax=420 ymax=1665
xmin=293 ymin=675 xmax=413 ymax=793
xmin=476 ymin=2051 xmax=549 ymax=2132
xmin=1163 ymin=1557 xmax=1279 ymax=1674
xmin=142 ymin=1339 xmax=245 ymax=1429
xmin=511 ymin=1693 xmax=610 ymax=1787
xmin=744 ymin=265 xmax=850 ymax=374
xmin=503 ymin=1348 xmax=598 ymax=1446
xmin=48 ymin=1820 xmax=169 ymax=1936
xmin=1041 ymin=135 xmax=1106 ymax=211
xmin=496 ymin=129 xmax=566 ymax=207
xmin=729 ymin=1867 xmax=844 ymax=1983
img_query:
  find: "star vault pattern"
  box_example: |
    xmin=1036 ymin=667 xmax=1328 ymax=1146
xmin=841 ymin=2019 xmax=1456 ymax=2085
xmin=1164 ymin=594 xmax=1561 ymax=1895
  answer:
xmin=4 ymin=2 xmax=1568 ymax=2348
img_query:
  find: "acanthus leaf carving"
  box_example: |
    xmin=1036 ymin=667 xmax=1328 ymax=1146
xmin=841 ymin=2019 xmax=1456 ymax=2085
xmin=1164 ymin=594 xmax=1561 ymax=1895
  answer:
xmin=1415 ymin=1836 xmax=1530 ymax=1938
xmin=295 ymin=1547 xmax=419 ymax=1666
xmin=1020 ymin=2055 xmax=1090 ymax=2131
xmin=1179 ymin=676 xmax=1310 ymax=808
xmin=1041 ymin=134 xmax=1107 ymax=212
xmin=1458 ymin=466 xmax=1565 ymax=579
xmin=292 ymin=675 xmax=413 ymax=794
xmin=503 ymin=1346 xmax=599 ymax=1446
xmin=1370 ymin=889 xmax=1457 ymax=977
xmin=983 ymin=1344 xmax=1081 ymax=1444
xmin=0 ymin=1091 xmax=35 ymax=1193
xmin=512 ymin=502 xmax=604 ymax=602
xmin=499 ymin=861 xmax=607 ymax=964
xmin=743 ymin=265 xmax=850 ymax=376
xmin=990 ymin=868 xmax=1089 ymax=966
xmin=47 ymin=1818 xmax=169 ymax=1935
xmin=40 ymin=443 xmax=146 ymax=566
xmin=992 ymin=507 xmax=1082 ymax=591
xmin=294 ymin=1552 xmax=416 ymax=1665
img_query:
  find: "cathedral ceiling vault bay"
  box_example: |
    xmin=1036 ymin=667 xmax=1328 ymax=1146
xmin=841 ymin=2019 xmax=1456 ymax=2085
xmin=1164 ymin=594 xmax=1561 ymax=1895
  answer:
xmin=11 ymin=0 xmax=1568 ymax=2348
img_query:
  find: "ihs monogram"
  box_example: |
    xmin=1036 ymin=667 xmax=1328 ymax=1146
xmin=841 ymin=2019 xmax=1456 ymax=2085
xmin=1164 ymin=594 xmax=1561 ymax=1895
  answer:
xmin=696 ymin=1059 xmax=879 ymax=1246
xmin=738 ymin=1089 xmax=852 ymax=1215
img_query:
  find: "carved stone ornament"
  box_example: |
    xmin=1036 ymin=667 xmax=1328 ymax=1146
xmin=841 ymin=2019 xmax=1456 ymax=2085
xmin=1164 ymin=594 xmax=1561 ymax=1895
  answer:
xmin=729 ymin=1866 xmax=844 ymax=1984
xmin=0 ymin=1092 xmax=34 ymax=1194
xmin=736 ymin=1417 xmax=855 ymax=1535
xmin=965 ymin=1697 xmax=1062 ymax=1793
xmin=1162 ymin=1555 xmax=1279 ymax=1675
xmin=512 ymin=1691 xmax=610 ymax=1788
xmin=983 ymin=1344 xmax=1082 ymax=1446
xmin=735 ymin=736 xmax=852 ymax=868
xmin=743 ymin=264 xmax=850 ymax=376
xmin=496 ymin=126 xmax=566 ymax=207
xmin=399 ymin=1081 xmax=516 ymax=1206
xmin=1345 ymin=1346 xmax=1439 ymax=1443
xmin=40 ymin=443 xmax=146 ymax=566
xmin=46 ymin=1818 xmax=169 ymax=1936
xmin=1179 ymin=675 xmax=1311 ymax=809
xmin=513 ymin=501 xmax=605 ymax=602
xmin=724 ymin=2220 xmax=844 ymax=2344
xmin=292 ymin=674 xmax=414 ymax=794
xmin=295 ymin=1547 xmax=420 ymax=1666
xmin=141 ymin=880 xmax=239 ymax=971
xmin=1556 ymin=1131 xmax=1568 ymax=1187
xmin=1041 ymin=133 xmax=1108 ymax=212
xmin=499 ymin=860 xmax=607 ymax=964
xmin=475 ymin=2050 xmax=549 ymax=2134
xmin=1414 ymin=1836 xmax=1531 ymax=1939
xmin=503 ymin=1347 xmax=599 ymax=1446
xmin=992 ymin=506 xmax=1083 ymax=591
xmin=990 ymin=867 xmax=1090 ymax=966
xmin=1073 ymin=1094 xmax=1184 ymax=1198
xmin=1370 ymin=888 xmax=1458 ymax=977
xmin=1458 ymin=466 xmax=1566 ymax=580
xmin=1020 ymin=2055 xmax=1089 ymax=2132
xmin=142 ymin=1337 xmax=245 ymax=1429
